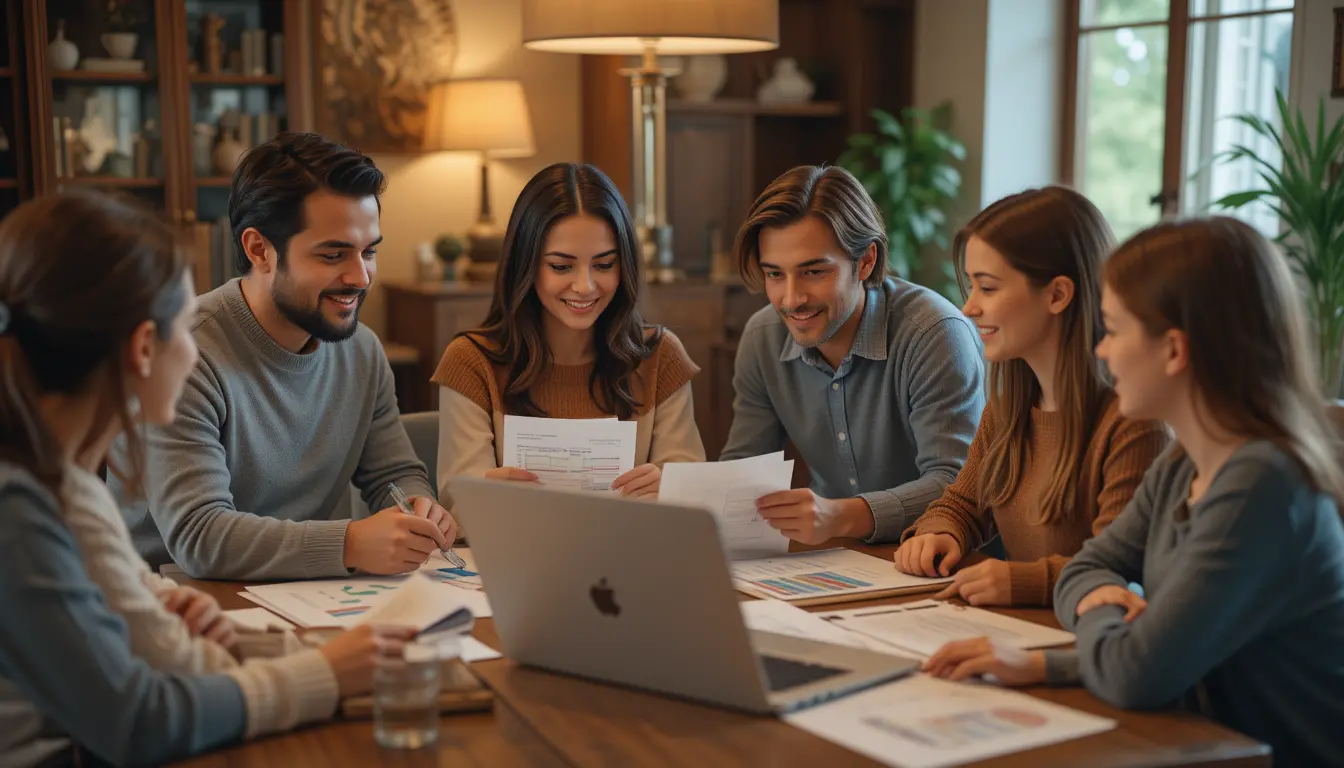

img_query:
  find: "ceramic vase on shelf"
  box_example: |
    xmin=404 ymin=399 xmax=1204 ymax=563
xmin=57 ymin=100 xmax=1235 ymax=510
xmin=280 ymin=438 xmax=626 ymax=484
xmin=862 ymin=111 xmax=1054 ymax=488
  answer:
xmin=675 ymin=55 xmax=727 ymax=102
xmin=756 ymin=58 xmax=815 ymax=104
xmin=101 ymin=32 xmax=138 ymax=60
xmin=212 ymin=130 xmax=246 ymax=176
xmin=48 ymin=20 xmax=80 ymax=71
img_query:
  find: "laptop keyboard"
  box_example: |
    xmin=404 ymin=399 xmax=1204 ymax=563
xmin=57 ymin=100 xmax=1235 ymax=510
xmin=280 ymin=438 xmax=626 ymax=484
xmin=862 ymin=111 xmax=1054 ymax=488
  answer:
xmin=759 ymin=655 xmax=846 ymax=692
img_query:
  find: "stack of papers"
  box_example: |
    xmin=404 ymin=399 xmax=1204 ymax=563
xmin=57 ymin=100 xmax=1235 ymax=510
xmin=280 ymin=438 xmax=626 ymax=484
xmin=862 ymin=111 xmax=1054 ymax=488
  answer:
xmin=739 ymin=599 xmax=905 ymax=655
xmin=731 ymin=549 xmax=951 ymax=606
xmin=784 ymin=674 xmax=1115 ymax=768
xmin=658 ymin=452 xmax=794 ymax=558
xmin=502 ymin=415 xmax=636 ymax=492
xmin=242 ymin=570 xmax=492 ymax=629
xmin=817 ymin=600 xmax=1075 ymax=659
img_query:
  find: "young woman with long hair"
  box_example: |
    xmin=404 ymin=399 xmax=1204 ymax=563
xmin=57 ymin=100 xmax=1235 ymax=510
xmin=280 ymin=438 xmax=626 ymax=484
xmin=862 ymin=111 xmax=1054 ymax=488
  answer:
xmin=895 ymin=187 xmax=1169 ymax=606
xmin=433 ymin=163 xmax=705 ymax=500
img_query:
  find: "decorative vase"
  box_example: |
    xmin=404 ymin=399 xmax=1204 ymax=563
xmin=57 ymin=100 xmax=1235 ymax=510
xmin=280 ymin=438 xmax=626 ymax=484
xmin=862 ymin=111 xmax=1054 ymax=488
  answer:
xmin=756 ymin=58 xmax=815 ymax=104
xmin=212 ymin=131 xmax=247 ymax=176
xmin=101 ymin=32 xmax=138 ymax=60
xmin=675 ymin=55 xmax=727 ymax=102
xmin=48 ymin=20 xmax=80 ymax=71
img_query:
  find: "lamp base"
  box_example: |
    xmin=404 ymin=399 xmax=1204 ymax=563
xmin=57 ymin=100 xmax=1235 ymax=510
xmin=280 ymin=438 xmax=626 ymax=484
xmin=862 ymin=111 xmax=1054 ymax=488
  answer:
xmin=638 ymin=223 xmax=680 ymax=284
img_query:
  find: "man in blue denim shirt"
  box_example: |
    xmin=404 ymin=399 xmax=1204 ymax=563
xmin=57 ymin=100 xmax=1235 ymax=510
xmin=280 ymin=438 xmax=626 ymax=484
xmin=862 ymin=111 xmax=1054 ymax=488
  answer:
xmin=721 ymin=166 xmax=984 ymax=545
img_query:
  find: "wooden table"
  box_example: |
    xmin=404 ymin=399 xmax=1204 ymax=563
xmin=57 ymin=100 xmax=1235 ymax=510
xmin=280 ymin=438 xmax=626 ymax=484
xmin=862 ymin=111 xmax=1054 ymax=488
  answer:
xmin=170 ymin=543 xmax=1271 ymax=767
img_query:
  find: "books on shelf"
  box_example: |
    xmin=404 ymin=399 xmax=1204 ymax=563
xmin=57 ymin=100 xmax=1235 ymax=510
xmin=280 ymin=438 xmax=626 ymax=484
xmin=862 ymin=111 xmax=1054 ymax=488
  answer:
xmin=191 ymin=216 xmax=241 ymax=294
xmin=80 ymin=58 xmax=146 ymax=74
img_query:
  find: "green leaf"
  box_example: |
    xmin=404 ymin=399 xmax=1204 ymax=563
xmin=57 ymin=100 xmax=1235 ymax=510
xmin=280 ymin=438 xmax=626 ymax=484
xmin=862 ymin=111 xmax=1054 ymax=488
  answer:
xmin=1212 ymin=190 xmax=1270 ymax=209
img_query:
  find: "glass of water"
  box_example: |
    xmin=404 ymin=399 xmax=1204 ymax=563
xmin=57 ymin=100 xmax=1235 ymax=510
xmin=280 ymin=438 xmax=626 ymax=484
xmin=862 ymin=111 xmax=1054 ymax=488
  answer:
xmin=373 ymin=638 xmax=453 ymax=749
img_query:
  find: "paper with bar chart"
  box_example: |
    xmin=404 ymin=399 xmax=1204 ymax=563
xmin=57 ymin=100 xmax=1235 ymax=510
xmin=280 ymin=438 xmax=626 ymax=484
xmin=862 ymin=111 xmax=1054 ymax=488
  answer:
xmin=502 ymin=415 xmax=636 ymax=492
xmin=659 ymin=452 xmax=794 ymax=558
xmin=420 ymin=547 xmax=484 ymax=591
xmin=731 ymin=548 xmax=952 ymax=606
xmin=241 ymin=572 xmax=493 ymax=629
xmin=242 ymin=579 xmax=406 ymax=628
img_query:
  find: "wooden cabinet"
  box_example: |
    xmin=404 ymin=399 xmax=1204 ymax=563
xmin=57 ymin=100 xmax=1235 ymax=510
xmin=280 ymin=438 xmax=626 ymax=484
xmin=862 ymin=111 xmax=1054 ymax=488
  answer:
xmin=383 ymin=280 xmax=769 ymax=460
xmin=3 ymin=0 xmax=309 ymax=272
xmin=581 ymin=0 xmax=916 ymax=278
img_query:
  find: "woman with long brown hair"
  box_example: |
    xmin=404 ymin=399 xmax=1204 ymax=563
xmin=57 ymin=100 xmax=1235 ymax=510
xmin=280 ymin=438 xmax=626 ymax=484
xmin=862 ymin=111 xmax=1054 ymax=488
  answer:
xmin=895 ymin=186 xmax=1169 ymax=606
xmin=0 ymin=190 xmax=409 ymax=766
xmin=432 ymin=163 xmax=704 ymax=500
xmin=924 ymin=217 xmax=1344 ymax=766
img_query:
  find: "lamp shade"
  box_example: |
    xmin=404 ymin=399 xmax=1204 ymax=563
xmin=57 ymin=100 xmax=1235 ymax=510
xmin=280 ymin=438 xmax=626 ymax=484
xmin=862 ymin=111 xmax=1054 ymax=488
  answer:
xmin=422 ymin=79 xmax=536 ymax=158
xmin=522 ymin=0 xmax=779 ymax=55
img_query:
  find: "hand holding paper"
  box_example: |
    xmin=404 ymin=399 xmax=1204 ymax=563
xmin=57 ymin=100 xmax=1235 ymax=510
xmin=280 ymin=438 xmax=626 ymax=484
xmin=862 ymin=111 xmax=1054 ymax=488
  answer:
xmin=659 ymin=452 xmax=794 ymax=558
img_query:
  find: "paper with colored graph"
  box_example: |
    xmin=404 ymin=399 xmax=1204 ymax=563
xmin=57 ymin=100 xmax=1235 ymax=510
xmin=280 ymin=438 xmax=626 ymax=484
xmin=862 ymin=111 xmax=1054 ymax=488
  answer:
xmin=421 ymin=548 xmax=484 ymax=591
xmin=502 ymin=415 xmax=636 ymax=492
xmin=784 ymin=674 xmax=1115 ymax=768
xmin=659 ymin=452 xmax=794 ymax=558
xmin=730 ymin=548 xmax=952 ymax=606
xmin=242 ymin=567 xmax=493 ymax=629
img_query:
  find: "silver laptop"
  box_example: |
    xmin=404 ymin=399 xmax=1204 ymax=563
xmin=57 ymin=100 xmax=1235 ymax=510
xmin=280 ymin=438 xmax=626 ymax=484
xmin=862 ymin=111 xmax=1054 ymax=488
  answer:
xmin=450 ymin=476 xmax=920 ymax=714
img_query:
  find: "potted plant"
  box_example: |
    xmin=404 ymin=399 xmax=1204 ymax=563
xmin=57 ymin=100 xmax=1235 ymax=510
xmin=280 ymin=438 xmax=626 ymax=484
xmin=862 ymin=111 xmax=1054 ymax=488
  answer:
xmin=434 ymin=234 xmax=465 ymax=281
xmin=1212 ymin=90 xmax=1344 ymax=393
xmin=102 ymin=0 xmax=141 ymax=60
xmin=836 ymin=103 xmax=966 ymax=301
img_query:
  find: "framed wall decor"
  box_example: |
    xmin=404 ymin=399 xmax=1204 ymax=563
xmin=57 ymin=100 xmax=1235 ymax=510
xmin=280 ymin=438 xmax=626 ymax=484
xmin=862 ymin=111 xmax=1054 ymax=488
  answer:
xmin=313 ymin=0 xmax=458 ymax=152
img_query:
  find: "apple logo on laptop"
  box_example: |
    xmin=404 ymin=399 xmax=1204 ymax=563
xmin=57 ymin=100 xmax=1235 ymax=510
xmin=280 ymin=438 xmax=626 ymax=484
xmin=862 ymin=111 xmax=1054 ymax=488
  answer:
xmin=590 ymin=578 xmax=620 ymax=617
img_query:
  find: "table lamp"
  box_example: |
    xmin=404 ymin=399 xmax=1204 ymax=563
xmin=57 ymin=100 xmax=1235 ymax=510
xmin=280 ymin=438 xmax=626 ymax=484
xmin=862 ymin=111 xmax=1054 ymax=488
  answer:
xmin=423 ymin=78 xmax=537 ymax=282
xmin=522 ymin=0 xmax=778 ymax=282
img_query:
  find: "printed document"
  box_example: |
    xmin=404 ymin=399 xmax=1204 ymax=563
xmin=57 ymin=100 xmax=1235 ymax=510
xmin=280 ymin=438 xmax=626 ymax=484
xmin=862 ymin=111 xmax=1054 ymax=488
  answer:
xmin=731 ymin=548 xmax=952 ymax=606
xmin=502 ymin=415 xmax=636 ymax=492
xmin=740 ymin=599 xmax=905 ymax=654
xmin=659 ymin=452 xmax=794 ymax=558
xmin=784 ymin=674 xmax=1115 ymax=768
xmin=817 ymin=600 xmax=1075 ymax=658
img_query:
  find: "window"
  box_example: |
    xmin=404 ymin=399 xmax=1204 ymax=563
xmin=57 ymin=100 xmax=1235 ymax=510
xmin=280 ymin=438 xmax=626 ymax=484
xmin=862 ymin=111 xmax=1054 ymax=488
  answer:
xmin=1064 ymin=0 xmax=1295 ymax=240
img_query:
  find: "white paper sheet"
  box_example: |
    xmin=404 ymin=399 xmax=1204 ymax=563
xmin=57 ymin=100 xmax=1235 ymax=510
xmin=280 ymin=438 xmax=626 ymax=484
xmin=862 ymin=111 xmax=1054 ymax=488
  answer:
xmin=420 ymin=548 xmax=484 ymax=591
xmin=359 ymin=573 xmax=474 ymax=632
xmin=460 ymin=636 xmax=503 ymax=663
xmin=731 ymin=548 xmax=952 ymax=604
xmin=502 ymin=415 xmax=637 ymax=492
xmin=784 ymin=674 xmax=1115 ymax=768
xmin=242 ymin=573 xmax=493 ymax=629
xmin=659 ymin=452 xmax=794 ymax=558
xmin=223 ymin=608 xmax=295 ymax=633
xmin=817 ymin=600 xmax=1075 ymax=659
xmin=740 ymin=599 xmax=905 ymax=654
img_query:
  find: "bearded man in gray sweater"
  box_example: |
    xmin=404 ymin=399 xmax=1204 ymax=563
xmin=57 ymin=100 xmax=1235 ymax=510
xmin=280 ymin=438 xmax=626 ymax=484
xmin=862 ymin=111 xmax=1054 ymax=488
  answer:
xmin=113 ymin=132 xmax=455 ymax=580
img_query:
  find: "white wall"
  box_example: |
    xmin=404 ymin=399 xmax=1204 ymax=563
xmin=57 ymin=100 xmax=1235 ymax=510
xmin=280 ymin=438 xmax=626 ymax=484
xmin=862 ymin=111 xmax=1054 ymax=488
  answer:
xmin=981 ymin=0 xmax=1062 ymax=207
xmin=913 ymin=0 xmax=989 ymax=238
xmin=1290 ymin=0 xmax=1344 ymax=130
xmin=363 ymin=0 xmax=581 ymax=335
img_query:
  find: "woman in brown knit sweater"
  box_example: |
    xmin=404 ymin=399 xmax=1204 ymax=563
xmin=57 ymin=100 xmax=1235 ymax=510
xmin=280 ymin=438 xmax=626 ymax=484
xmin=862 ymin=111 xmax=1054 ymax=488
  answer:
xmin=894 ymin=187 xmax=1169 ymax=607
xmin=431 ymin=163 xmax=705 ymax=503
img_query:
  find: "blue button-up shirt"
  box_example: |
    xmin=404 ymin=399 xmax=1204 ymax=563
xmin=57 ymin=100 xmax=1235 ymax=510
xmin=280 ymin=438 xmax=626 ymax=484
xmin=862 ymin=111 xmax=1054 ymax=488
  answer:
xmin=720 ymin=277 xmax=984 ymax=542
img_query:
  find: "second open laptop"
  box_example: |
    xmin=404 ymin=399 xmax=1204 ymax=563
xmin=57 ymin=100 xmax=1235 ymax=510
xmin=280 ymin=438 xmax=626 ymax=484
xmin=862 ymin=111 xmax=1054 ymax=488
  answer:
xmin=450 ymin=476 xmax=919 ymax=714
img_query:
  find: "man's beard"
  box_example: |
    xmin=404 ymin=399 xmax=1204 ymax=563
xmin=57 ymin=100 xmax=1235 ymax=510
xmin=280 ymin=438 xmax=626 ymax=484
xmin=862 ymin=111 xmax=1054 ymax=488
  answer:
xmin=273 ymin=277 xmax=365 ymax=343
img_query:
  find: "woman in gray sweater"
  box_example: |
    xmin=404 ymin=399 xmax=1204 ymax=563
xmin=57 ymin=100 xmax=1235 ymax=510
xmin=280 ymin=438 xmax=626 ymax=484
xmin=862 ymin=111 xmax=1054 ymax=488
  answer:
xmin=0 ymin=190 xmax=411 ymax=766
xmin=923 ymin=217 xmax=1344 ymax=767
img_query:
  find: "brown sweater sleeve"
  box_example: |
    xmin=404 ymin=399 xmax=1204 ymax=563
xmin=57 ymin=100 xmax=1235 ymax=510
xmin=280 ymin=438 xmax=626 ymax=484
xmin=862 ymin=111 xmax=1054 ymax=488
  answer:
xmin=429 ymin=336 xmax=497 ymax=414
xmin=901 ymin=405 xmax=997 ymax=553
xmin=651 ymin=329 xmax=700 ymax=405
xmin=1005 ymin=409 xmax=1171 ymax=606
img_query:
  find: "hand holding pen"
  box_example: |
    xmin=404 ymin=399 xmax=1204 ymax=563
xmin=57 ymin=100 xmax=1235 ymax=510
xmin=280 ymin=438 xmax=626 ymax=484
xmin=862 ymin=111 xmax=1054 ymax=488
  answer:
xmin=387 ymin=482 xmax=466 ymax=569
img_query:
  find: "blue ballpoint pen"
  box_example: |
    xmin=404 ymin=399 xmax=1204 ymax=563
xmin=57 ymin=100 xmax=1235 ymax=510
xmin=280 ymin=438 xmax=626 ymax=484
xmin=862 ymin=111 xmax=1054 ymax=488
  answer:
xmin=387 ymin=481 xmax=467 ymax=569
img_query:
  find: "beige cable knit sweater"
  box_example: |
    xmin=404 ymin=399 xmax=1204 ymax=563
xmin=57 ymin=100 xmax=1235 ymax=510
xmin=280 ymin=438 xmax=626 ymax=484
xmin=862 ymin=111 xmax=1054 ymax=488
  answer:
xmin=60 ymin=465 xmax=339 ymax=739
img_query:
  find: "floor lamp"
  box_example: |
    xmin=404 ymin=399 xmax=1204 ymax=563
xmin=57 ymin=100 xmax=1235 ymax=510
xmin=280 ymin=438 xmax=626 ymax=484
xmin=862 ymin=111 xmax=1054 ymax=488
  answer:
xmin=522 ymin=0 xmax=778 ymax=283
